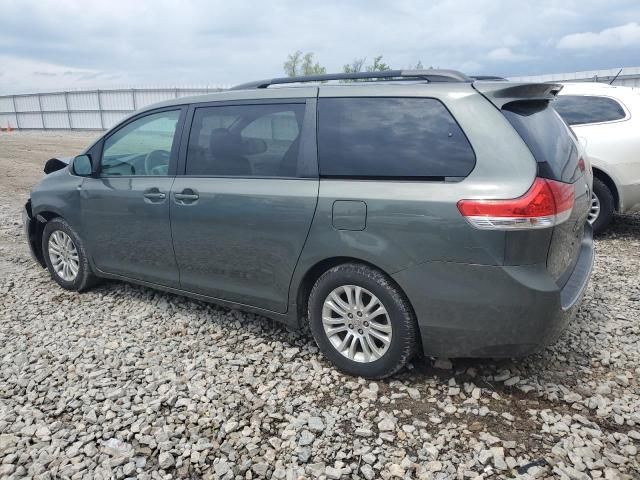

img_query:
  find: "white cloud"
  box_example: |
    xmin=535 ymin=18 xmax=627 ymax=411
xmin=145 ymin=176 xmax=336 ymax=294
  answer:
xmin=0 ymin=55 xmax=127 ymax=94
xmin=557 ymin=22 xmax=640 ymax=49
xmin=486 ymin=47 xmax=531 ymax=62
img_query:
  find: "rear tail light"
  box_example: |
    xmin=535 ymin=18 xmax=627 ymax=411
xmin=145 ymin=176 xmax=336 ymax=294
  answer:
xmin=457 ymin=178 xmax=575 ymax=230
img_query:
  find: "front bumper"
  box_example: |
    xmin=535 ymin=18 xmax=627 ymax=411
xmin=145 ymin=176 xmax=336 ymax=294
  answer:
xmin=393 ymin=228 xmax=594 ymax=358
xmin=23 ymin=201 xmax=45 ymax=267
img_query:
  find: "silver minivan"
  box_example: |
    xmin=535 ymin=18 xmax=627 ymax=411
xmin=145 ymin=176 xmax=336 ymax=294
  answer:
xmin=24 ymin=70 xmax=594 ymax=378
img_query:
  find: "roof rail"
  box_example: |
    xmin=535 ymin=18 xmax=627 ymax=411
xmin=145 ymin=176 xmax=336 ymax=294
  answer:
xmin=471 ymin=75 xmax=507 ymax=81
xmin=230 ymin=69 xmax=472 ymax=90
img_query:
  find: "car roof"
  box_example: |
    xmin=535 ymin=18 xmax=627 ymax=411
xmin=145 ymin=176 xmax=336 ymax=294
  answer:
xmin=139 ymin=81 xmax=481 ymax=113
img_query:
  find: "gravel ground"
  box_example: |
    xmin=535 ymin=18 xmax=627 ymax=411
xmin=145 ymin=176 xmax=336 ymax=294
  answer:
xmin=1 ymin=131 xmax=639 ymax=479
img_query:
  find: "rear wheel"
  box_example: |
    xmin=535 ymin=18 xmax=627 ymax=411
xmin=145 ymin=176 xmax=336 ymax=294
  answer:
xmin=42 ymin=218 xmax=98 ymax=291
xmin=308 ymin=263 xmax=417 ymax=379
xmin=589 ymin=177 xmax=614 ymax=235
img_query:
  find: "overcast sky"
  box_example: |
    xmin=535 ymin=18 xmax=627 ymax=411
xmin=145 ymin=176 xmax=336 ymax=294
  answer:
xmin=1 ymin=0 xmax=639 ymax=94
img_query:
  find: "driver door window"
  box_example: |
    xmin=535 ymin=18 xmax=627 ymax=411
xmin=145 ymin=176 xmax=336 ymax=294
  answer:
xmin=101 ymin=110 xmax=181 ymax=176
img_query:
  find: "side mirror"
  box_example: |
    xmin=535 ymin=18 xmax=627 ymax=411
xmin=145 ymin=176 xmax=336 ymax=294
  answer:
xmin=71 ymin=154 xmax=93 ymax=176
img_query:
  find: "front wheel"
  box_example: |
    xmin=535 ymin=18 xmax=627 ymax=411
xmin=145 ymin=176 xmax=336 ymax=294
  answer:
xmin=589 ymin=177 xmax=615 ymax=235
xmin=42 ymin=218 xmax=98 ymax=291
xmin=308 ymin=263 xmax=418 ymax=379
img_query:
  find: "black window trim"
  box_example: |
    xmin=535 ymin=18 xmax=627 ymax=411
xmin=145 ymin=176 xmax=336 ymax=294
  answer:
xmin=555 ymin=94 xmax=629 ymax=126
xmin=94 ymin=105 xmax=188 ymax=178
xmin=177 ymin=98 xmax=318 ymax=180
xmin=316 ymin=96 xmax=477 ymax=181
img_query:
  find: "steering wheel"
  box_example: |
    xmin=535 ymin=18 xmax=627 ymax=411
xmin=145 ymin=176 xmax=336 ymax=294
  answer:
xmin=144 ymin=150 xmax=170 ymax=175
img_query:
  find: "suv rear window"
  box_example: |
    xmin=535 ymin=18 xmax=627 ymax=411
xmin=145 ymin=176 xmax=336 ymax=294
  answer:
xmin=502 ymin=100 xmax=580 ymax=183
xmin=553 ymin=95 xmax=626 ymax=125
xmin=317 ymin=97 xmax=475 ymax=179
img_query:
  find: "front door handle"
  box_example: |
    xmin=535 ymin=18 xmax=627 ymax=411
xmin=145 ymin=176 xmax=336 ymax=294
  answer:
xmin=174 ymin=188 xmax=199 ymax=204
xmin=143 ymin=188 xmax=166 ymax=202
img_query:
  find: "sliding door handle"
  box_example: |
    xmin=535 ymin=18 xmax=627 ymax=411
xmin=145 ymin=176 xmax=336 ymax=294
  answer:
xmin=174 ymin=193 xmax=199 ymax=201
xmin=174 ymin=188 xmax=199 ymax=204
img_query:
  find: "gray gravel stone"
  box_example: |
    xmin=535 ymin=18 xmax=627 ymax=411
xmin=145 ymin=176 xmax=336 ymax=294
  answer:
xmin=308 ymin=416 xmax=325 ymax=432
xmin=158 ymin=452 xmax=174 ymax=470
xmin=377 ymin=417 xmax=395 ymax=431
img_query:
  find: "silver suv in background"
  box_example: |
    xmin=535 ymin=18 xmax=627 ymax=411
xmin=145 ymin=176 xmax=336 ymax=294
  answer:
xmin=554 ymin=82 xmax=640 ymax=233
xmin=24 ymin=70 xmax=593 ymax=378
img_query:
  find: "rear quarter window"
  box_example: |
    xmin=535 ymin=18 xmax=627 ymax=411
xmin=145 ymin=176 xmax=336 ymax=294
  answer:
xmin=317 ymin=97 xmax=475 ymax=179
xmin=502 ymin=100 xmax=581 ymax=183
xmin=553 ymin=95 xmax=626 ymax=125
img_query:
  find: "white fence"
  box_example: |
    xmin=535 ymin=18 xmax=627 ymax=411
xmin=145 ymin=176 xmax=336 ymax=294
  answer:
xmin=509 ymin=66 xmax=640 ymax=88
xmin=0 ymin=87 xmax=220 ymax=131
xmin=2 ymin=67 xmax=639 ymax=130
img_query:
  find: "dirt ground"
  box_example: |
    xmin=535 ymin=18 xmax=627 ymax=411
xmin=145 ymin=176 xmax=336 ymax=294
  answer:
xmin=0 ymin=131 xmax=99 ymax=202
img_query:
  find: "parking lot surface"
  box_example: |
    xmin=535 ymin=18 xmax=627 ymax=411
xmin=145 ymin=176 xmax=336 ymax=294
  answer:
xmin=1 ymin=132 xmax=639 ymax=479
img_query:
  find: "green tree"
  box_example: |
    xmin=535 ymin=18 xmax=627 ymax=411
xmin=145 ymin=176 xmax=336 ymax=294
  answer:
xmin=301 ymin=52 xmax=326 ymax=76
xmin=284 ymin=51 xmax=326 ymax=77
xmin=284 ymin=50 xmax=302 ymax=77
xmin=343 ymin=58 xmax=366 ymax=74
xmin=366 ymin=55 xmax=391 ymax=72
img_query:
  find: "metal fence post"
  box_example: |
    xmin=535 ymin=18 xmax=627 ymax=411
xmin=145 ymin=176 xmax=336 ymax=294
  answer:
xmin=63 ymin=92 xmax=72 ymax=129
xmin=37 ymin=94 xmax=45 ymax=129
xmin=11 ymin=95 xmax=21 ymax=129
xmin=96 ymin=90 xmax=105 ymax=129
xmin=131 ymin=89 xmax=137 ymax=110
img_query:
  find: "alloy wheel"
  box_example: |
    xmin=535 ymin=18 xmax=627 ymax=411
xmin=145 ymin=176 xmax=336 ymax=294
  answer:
xmin=587 ymin=192 xmax=600 ymax=225
xmin=321 ymin=285 xmax=392 ymax=363
xmin=48 ymin=230 xmax=79 ymax=282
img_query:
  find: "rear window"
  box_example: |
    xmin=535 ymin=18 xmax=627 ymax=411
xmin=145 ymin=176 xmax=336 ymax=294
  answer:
xmin=317 ymin=97 xmax=475 ymax=179
xmin=553 ymin=95 xmax=626 ymax=125
xmin=502 ymin=100 xmax=580 ymax=183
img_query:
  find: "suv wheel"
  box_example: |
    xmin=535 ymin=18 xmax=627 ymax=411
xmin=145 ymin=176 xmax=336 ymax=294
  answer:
xmin=308 ymin=263 xmax=417 ymax=378
xmin=42 ymin=218 xmax=98 ymax=291
xmin=589 ymin=177 xmax=614 ymax=235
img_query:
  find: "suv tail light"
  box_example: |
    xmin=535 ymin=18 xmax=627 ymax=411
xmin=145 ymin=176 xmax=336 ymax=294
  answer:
xmin=457 ymin=178 xmax=575 ymax=230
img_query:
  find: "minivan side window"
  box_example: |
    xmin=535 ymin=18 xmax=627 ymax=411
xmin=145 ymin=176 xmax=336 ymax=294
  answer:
xmin=317 ymin=97 xmax=475 ymax=178
xmin=553 ymin=95 xmax=626 ymax=125
xmin=101 ymin=110 xmax=181 ymax=176
xmin=186 ymin=104 xmax=305 ymax=177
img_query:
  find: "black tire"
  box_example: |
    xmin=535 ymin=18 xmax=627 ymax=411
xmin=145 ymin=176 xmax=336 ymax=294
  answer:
xmin=591 ymin=177 xmax=615 ymax=235
xmin=308 ymin=263 xmax=418 ymax=379
xmin=42 ymin=217 xmax=99 ymax=292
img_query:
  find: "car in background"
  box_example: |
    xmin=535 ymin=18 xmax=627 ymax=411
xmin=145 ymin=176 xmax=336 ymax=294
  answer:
xmin=553 ymin=82 xmax=640 ymax=234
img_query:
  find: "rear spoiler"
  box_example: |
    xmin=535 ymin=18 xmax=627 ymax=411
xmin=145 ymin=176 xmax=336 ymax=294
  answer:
xmin=472 ymin=81 xmax=563 ymax=109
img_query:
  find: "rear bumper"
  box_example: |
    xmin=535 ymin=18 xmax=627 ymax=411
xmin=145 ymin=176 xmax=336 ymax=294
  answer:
xmin=392 ymin=227 xmax=594 ymax=358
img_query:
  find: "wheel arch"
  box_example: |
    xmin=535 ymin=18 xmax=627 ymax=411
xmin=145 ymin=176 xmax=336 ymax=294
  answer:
xmin=294 ymin=256 xmax=416 ymax=328
xmin=592 ymin=166 xmax=620 ymax=212
xmin=31 ymin=210 xmax=64 ymax=267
